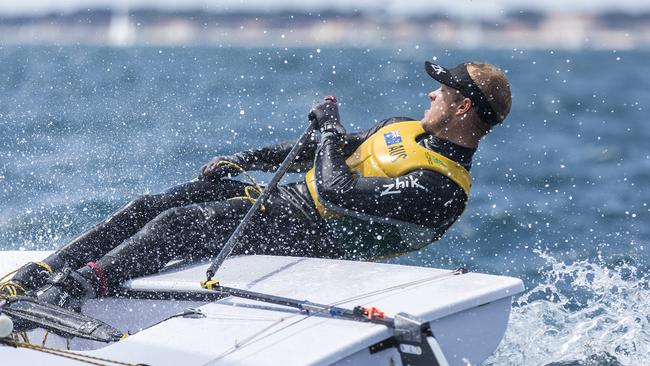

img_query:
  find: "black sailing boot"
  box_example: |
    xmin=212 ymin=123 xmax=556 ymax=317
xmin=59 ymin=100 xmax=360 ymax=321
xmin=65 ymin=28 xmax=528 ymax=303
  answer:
xmin=1 ymin=262 xmax=53 ymax=298
xmin=35 ymin=266 xmax=99 ymax=312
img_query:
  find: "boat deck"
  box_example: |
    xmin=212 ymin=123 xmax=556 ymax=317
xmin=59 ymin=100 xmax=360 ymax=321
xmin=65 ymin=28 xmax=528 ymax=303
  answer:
xmin=0 ymin=251 xmax=524 ymax=365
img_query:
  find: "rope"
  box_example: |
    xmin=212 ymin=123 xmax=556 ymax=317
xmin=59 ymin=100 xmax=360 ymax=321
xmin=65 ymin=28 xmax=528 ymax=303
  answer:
xmin=0 ymin=268 xmax=25 ymax=299
xmin=203 ymin=268 xmax=462 ymax=364
xmin=41 ymin=330 xmax=49 ymax=347
xmin=19 ymin=331 xmax=29 ymax=343
xmin=35 ymin=261 xmax=53 ymax=274
xmin=202 ymin=317 xmax=287 ymax=365
xmin=216 ymin=160 xmax=267 ymax=212
xmin=328 ymin=268 xmax=464 ymax=307
xmin=0 ymin=338 xmax=145 ymax=366
xmin=0 ymin=261 xmax=53 ymax=299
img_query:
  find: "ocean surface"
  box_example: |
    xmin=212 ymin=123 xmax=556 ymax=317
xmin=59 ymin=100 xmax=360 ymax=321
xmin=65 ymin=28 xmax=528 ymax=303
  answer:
xmin=1 ymin=46 xmax=649 ymax=365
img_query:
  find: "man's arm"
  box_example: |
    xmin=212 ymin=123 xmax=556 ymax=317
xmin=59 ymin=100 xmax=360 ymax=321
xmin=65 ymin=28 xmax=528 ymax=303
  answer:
xmin=201 ymin=123 xmax=388 ymax=180
xmin=230 ymin=138 xmax=319 ymax=173
xmin=238 ymin=117 xmax=410 ymax=173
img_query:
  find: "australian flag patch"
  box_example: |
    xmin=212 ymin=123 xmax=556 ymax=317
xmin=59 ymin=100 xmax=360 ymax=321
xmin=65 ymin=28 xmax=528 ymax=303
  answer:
xmin=383 ymin=131 xmax=402 ymax=146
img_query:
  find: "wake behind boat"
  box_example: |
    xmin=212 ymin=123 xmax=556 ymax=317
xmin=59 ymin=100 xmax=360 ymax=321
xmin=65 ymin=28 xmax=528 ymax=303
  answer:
xmin=0 ymin=250 xmax=523 ymax=365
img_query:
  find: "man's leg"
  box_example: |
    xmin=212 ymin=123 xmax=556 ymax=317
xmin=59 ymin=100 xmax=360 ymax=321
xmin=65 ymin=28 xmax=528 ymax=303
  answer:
xmin=93 ymin=199 xmax=254 ymax=289
xmin=37 ymin=198 xmax=254 ymax=307
xmin=9 ymin=179 xmax=251 ymax=293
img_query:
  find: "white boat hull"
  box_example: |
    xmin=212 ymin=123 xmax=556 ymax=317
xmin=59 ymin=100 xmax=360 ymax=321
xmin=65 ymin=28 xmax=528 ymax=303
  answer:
xmin=0 ymin=251 xmax=524 ymax=365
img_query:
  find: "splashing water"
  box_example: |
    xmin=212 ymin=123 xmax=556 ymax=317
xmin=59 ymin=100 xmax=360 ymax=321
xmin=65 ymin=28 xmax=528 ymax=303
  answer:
xmin=485 ymin=250 xmax=650 ymax=365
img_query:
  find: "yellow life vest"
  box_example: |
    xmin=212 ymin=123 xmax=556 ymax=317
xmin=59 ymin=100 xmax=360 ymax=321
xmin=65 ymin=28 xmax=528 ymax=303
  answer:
xmin=305 ymin=121 xmax=472 ymax=218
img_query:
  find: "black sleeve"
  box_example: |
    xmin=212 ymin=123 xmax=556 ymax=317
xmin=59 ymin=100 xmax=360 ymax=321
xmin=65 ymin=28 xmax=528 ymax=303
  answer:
xmin=313 ymin=119 xmax=467 ymax=245
xmin=231 ymin=118 xmax=410 ymax=173
xmin=232 ymin=138 xmax=318 ymax=173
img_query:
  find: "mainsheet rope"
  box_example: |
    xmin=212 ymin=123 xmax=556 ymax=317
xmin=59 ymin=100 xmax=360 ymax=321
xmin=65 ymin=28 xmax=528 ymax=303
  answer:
xmin=215 ymin=160 xmax=267 ymax=212
xmin=0 ymin=338 xmax=144 ymax=366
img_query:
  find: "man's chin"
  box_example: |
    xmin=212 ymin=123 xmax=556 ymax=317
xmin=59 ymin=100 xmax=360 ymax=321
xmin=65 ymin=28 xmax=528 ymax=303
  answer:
xmin=420 ymin=119 xmax=436 ymax=134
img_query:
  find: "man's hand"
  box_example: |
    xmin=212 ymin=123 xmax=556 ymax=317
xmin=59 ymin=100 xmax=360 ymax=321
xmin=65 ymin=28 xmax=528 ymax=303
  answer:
xmin=200 ymin=155 xmax=244 ymax=181
xmin=309 ymin=96 xmax=346 ymax=136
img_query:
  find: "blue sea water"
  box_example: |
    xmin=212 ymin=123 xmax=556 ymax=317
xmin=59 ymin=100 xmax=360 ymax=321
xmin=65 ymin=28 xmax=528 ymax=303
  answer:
xmin=1 ymin=46 xmax=649 ymax=364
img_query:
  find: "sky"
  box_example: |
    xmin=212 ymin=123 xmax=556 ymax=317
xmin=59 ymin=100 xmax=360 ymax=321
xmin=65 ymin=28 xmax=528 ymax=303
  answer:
xmin=2 ymin=0 xmax=650 ymax=17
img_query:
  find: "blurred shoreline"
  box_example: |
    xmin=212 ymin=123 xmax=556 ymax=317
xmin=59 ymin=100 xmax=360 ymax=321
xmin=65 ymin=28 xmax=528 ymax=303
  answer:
xmin=1 ymin=8 xmax=649 ymax=49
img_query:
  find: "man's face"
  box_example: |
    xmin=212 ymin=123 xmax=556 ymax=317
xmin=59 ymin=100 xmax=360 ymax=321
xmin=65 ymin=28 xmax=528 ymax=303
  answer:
xmin=421 ymin=85 xmax=462 ymax=134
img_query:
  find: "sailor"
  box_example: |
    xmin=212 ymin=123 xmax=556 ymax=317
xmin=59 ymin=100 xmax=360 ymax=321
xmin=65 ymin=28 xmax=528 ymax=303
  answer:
xmin=2 ymin=61 xmax=511 ymax=311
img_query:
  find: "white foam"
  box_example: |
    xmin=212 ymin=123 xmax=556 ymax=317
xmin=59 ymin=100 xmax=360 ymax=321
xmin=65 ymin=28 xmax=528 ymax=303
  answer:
xmin=485 ymin=250 xmax=650 ymax=365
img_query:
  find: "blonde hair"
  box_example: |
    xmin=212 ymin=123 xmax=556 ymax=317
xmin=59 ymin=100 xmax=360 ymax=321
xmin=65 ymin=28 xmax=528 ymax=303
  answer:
xmin=466 ymin=62 xmax=512 ymax=123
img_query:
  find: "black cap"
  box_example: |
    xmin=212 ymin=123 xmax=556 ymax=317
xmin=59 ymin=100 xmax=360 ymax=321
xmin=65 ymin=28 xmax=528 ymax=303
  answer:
xmin=425 ymin=61 xmax=502 ymax=126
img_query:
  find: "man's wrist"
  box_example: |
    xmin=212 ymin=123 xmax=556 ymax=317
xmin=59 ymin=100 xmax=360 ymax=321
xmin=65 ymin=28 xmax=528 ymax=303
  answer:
xmin=321 ymin=130 xmax=345 ymax=145
xmin=320 ymin=121 xmax=346 ymax=136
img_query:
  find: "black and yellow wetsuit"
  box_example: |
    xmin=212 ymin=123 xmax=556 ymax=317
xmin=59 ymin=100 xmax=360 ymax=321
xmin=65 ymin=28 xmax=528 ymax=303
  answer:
xmin=33 ymin=117 xmax=474 ymax=292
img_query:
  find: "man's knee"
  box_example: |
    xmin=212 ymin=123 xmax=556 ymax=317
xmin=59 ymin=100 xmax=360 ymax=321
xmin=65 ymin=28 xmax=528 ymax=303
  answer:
xmin=127 ymin=193 xmax=176 ymax=212
xmin=154 ymin=205 xmax=205 ymax=227
xmin=121 ymin=194 xmax=155 ymax=211
xmin=104 ymin=194 xmax=167 ymax=226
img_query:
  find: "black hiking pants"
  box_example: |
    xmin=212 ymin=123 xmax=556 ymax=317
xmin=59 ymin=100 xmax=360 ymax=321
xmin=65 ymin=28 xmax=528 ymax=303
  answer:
xmin=44 ymin=179 xmax=330 ymax=290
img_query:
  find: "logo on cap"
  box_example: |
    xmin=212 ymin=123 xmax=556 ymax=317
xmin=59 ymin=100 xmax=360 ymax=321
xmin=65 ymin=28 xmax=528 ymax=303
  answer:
xmin=430 ymin=64 xmax=446 ymax=75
